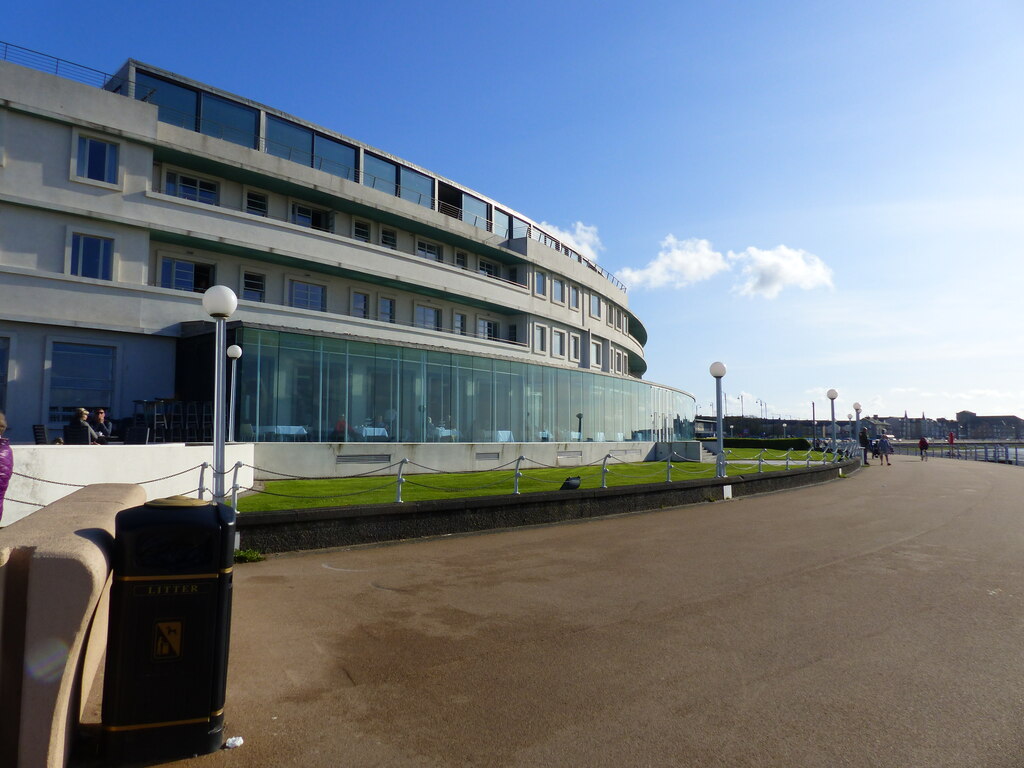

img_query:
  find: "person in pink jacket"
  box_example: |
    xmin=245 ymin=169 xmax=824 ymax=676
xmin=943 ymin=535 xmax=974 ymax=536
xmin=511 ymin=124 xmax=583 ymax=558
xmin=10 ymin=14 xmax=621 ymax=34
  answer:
xmin=0 ymin=412 xmax=12 ymax=521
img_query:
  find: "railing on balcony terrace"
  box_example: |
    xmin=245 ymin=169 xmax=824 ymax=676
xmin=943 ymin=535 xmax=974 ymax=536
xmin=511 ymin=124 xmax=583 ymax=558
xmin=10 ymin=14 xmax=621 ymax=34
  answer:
xmin=2 ymin=40 xmax=626 ymax=294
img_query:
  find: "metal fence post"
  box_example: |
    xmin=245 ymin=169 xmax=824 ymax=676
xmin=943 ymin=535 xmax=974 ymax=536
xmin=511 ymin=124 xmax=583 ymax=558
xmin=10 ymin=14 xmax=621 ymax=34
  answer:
xmin=198 ymin=462 xmax=208 ymax=500
xmin=666 ymin=450 xmax=673 ymax=482
xmin=514 ymin=455 xmax=524 ymax=495
xmin=601 ymin=454 xmax=610 ymax=489
xmin=395 ymin=458 xmax=408 ymax=503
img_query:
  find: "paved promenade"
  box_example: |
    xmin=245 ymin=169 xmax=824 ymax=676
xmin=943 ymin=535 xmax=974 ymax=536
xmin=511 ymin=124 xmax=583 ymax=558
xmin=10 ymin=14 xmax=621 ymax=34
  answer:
xmin=171 ymin=455 xmax=1024 ymax=767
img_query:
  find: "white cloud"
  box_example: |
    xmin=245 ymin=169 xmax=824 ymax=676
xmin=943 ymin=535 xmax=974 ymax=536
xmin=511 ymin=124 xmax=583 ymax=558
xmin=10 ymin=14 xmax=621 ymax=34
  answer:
xmin=728 ymin=245 xmax=834 ymax=299
xmin=538 ymin=220 xmax=604 ymax=262
xmin=616 ymin=236 xmax=730 ymax=289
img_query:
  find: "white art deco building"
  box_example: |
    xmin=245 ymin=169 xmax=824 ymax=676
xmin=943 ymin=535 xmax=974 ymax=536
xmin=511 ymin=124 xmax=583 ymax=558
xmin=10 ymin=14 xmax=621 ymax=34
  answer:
xmin=0 ymin=45 xmax=694 ymax=447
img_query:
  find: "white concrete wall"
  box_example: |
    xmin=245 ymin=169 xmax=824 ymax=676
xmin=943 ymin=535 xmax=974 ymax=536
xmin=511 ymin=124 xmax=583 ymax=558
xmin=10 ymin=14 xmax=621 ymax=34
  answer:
xmin=1 ymin=443 xmax=254 ymax=526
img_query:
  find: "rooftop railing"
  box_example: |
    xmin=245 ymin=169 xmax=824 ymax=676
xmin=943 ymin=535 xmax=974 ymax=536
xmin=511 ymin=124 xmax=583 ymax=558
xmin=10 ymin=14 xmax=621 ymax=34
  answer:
xmin=2 ymin=40 xmax=627 ymax=294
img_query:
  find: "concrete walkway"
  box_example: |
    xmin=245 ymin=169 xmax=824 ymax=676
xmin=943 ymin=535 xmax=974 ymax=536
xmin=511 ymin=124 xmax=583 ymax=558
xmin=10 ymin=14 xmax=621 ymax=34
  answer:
xmin=168 ymin=455 xmax=1024 ymax=767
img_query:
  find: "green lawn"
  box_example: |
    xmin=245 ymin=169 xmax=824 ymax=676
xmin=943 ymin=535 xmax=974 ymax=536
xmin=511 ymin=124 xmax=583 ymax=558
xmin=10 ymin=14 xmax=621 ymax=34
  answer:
xmin=237 ymin=449 xmax=835 ymax=513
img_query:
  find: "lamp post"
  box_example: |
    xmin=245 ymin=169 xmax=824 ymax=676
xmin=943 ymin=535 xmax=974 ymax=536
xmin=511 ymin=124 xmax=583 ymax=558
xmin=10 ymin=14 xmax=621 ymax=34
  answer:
xmin=710 ymin=362 xmax=726 ymax=478
xmin=853 ymin=401 xmax=862 ymax=446
xmin=203 ymin=285 xmax=238 ymax=504
xmin=782 ymin=422 xmax=787 ymax=438
xmin=827 ymin=389 xmax=838 ymax=452
xmin=227 ymin=345 xmax=242 ymax=443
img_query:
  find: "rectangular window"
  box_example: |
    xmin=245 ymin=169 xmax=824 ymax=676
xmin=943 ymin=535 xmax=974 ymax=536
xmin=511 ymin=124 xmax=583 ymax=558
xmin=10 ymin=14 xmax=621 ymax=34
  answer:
xmin=508 ymin=324 xmax=518 ymax=343
xmin=246 ymin=191 xmax=268 ymax=217
xmin=352 ymin=291 xmax=370 ymax=319
xmin=478 ymin=259 xmax=498 ymax=277
xmin=353 ymin=221 xmax=371 ymax=242
xmin=364 ymin=154 xmax=398 ymax=196
xmin=135 ymin=72 xmax=198 ymax=130
xmin=493 ymin=209 xmax=512 ymax=239
xmin=462 ymin=194 xmax=489 ymax=230
xmin=478 ymin=319 xmax=499 ymax=340
xmin=591 ymin=341 xmax=603 ymax=367
xmin=291 ymin=203 xmax=331 ymax=231
xmin=400 ymin=166 xmax=433 ymax=208
xmin=455 ymin=251 xmax=468 ymax=269
xmin=535 ymin=272 xmax=547 ymax=296
xmin=76 ymin=136 xmax=118 ymax=184
xmin=266 ymin=116 xmax=313 ymax=166
xmin=290 ymin=281 xmax=326 ymax=311
xmin=381 ymin=229 xmax=397 ymax=250
xmin=551 ymin=279 xmax=565 ymax=303
xmin=552 ymin=330 xmax=566 ymax=357
xmin=379 ymin=297 xmax=396 ymax=323
xmin=200 ymin=92 xmax=258 ymax=148
xmin=415 ymin=305 xmax=442 ymax=331
xmin=48 ymin=342 xmax=115 ymax=425
xmin=160 ymin=257 xmax=213 ymax=293
xmin=615 ymin=351 xmax=623 ymax=373
xmin=534 ymin=325 xmax=547 ymax=352
xmin=313 ymin=134 xmax=357 ymax=180
xmin=166 ymin=171 xmax=219 ymax=205
xmin=570 ymin=334 xmax=581 ymax=361
xmin=70 ymin=234 xmax=113 ymax=280
xmin=454 ymin=312 xmax=467 ymax=335
xmin=417 ymin=240 xmax=442 ymax=262
xmin=242 ymin=272 xmax=265 ymax=302
xmin=570 ymin=285 xmax=580 ymax=309
xmin=590 ymin=294 xmax=602 ymax=318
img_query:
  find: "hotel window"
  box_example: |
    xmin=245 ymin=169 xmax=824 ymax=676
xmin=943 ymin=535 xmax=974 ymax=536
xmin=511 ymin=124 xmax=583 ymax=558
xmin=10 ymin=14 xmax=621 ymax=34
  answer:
xmin=477 ymin=319 xmax=500 ymax=340
xmin=534 ymin=272 xmax=547 ymax=296
xmin=353 ymin=221 xmax=371 ymax=243
xmin=70 ymin=233 xmax=113 ymax=280
xmin=352 ymin=291 xmax=370 ymax=319
xmin=455 ymin=251 xmax=468 ymax=269
xmin=415 ymin=305 xmax=442 ymax=331
xmin=400 ymin=166 xmax=433 ymax=208
xmin=534 ymin=325 xmax=547 ymax=353
xmin=552 ymin=330 xmax=566 ymax=357
xmin=493 ymin=209 xmax=512 ymax=239
xmin=166 ymin=171 xmax=219 ymax=205
xmin=591 ymin=341 xmax=603 ymax=367
xmin=48 ymin=342 xmax=115 ymax=425
xmin=199 ymin=92 xmax=259 ymax=148
xmin=379 ymin=297 xmax=396 ymax=323
xmin=364 ymin=154 xmax=398 ymax=196
xmin=245 ymin=191 xmax=268 ymax=217
xmin=551 ymin=279 xmax=565 ymax=303
xmin=417 ymin=240 xmax=442 ymax=262
xmin=569 ymin=285 xmax=580 ymax=309
xmin=242 ymin=272 xmax=265 ymax=302
xmin=160 ymin=257 xmax=213 ymax=293
xmin=454 ymin=312 xmax=468 ymax=335
xmin=615 ymin=351 xmax=623 ymax=373
xmin=75 ymin=135 xmax=118 ymax=185
xmin=590 ymin=294 xmax=602 ymax=318
xmin=570 ymin=334 xmax=581 ymax=361
xmin=291 ymin=203 xmax=331 ymax=231
xmin=381 ymin=229 xmax=397 ymax=250
xmin=289 ymin=280 xmax=326 ymax=311
xmin=478 ymin=260 xmax=498 ymax=277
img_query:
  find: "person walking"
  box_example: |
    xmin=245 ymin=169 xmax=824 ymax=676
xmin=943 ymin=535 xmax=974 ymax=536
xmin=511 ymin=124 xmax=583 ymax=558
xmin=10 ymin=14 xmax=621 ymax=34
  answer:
xmin=0 ymin=412 xmax=12 ymax=522
xmin=918 ymin=436 xmax=929 ymax=461
xmin=858 ymin=427 xmax=871 ymax=465
xmin=878 ymin=434 xmax=894 ymax=466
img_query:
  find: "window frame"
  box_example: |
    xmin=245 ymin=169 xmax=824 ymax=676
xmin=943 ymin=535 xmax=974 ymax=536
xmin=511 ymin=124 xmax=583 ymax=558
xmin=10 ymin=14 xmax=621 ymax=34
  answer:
xmin=591 ymin=340 xmax=603 ymax=368
xmin=71 ymin=130 xmax=121 ymax=189
xmin=551 ymin=278 xmax=565 ymax=304
xmin=165 ymin=168 xmax=219 ymax=206
xmin=569 ymin=333 xmax=581 ymax=362
xmin=241 ymin=271 xmax=266 ymax=302
xmin=66 ymin=226 xmax=116 ymax=281
xmin=569 ymin=285 xmax=580 ymax=310
xmin=244 ymin=188 xmax=269 ymax=217
xmin=533 ymin=323 xmax=548 ymax=353
xmin=378 ymin=296 xmax=396 ymax=323
xmin=477 ymin=317 xmax=500 ymax=341
xmin=414 ymin=304 xmax=443 ymax=331
xmin=352 ymin=220 xmax=371 ymax=243
xmin=534 ymin=272 xmax=547 ymax=297
xmin=44 ymin=337 xmax=121 ymax=428
xmin=351 ymin=290 xmax=370 ymax=319
xmin=551 ymin=329 xmax=567 ymax=358
xmin=290 ymin=201 xmax=332 ymax=232
xmin=158 ymin=253 xmax=215 ymax=293
xmin=288 ymin=278 xmax=327 ymax=311
xmin=590 ymin=294 xmax=602 ymax=319
xmin=380 ymin=228 xmax=398 ymax=250
xmin=453 ymin=312 xmax=468 ymax=335
xmin=417 ymin=239 xmax=443 ymax=262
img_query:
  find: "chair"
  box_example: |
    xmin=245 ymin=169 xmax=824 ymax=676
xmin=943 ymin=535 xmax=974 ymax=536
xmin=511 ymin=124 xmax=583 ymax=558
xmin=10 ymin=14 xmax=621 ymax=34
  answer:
xmin=63 ymin=423 xmax=91 ymax=445
xmin=124 ymin=426 xmax=150 ymax=445
xmin=33 ymin=424 xmax=49 ymax=445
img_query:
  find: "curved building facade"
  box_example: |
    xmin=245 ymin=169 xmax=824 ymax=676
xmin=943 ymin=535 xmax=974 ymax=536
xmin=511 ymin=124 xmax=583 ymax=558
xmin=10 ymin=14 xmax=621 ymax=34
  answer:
xmin=0 ymin=46 xmax=694 ymax=445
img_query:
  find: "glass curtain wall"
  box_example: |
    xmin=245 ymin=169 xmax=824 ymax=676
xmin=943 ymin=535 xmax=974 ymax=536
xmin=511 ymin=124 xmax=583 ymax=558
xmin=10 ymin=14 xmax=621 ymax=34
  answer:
xmin=234 ymin=328 xmax=693 ymax=442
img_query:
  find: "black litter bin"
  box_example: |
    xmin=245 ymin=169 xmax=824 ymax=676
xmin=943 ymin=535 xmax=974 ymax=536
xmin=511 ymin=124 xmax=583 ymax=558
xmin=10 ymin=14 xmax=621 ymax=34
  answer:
xmin=102 ymin=495 xmax=235 ymax=764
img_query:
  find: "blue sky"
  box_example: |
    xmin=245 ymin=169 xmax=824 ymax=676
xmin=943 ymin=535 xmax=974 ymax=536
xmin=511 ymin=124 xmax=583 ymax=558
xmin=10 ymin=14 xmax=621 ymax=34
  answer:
xmin=8 ymin=0 xmax=1024 ymax=422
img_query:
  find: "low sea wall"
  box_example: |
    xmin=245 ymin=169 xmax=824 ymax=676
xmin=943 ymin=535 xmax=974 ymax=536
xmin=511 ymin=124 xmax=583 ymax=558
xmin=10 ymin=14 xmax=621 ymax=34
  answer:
xmin=238 ymin=460 xmax=857 ymax=553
